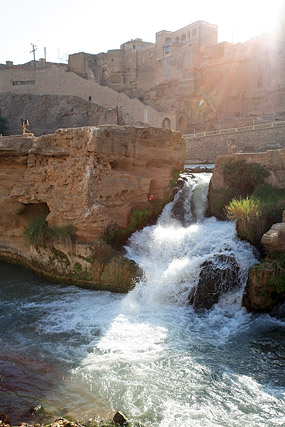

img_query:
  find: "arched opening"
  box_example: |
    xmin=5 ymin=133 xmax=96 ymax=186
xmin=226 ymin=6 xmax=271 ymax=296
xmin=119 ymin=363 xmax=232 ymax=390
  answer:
xmin=162 ymin=117 xmax=171 ymax=129
xmin=181 ymin=33 xmax=186 ymax=41
xmin=178 ymin=116 xmax=186 ymax=133
xmin=20 ymin=202 xmax=50 ymax=223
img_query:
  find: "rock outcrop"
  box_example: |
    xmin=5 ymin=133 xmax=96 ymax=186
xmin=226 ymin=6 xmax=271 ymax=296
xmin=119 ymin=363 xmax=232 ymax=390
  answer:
xmin=207 ymin=150 xmax=285 ymax=313
xmin=242 ymin=261 xmax=283 ymax=312
xmin=209 ymin=149 xmax=285 ymax=193
xmin=189 ymin=254 xmax=241 ymax=311
xmin=243 ymin=211 xmax=285 ymax=313
xmin=0 ymin=126 xmax=185 ymax=291
xmin=261 ymin=216 xmax=285 ymax=252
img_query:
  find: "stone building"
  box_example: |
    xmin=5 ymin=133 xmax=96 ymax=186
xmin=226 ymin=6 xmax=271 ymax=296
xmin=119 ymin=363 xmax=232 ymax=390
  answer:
xmin=0 ymin=19 xmax=284 ymax=135
xmin=68 ymin=21 xmax=217 ymax=96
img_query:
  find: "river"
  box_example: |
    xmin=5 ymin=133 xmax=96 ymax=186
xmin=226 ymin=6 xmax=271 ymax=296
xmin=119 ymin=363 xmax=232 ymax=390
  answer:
xmin=0 ymin=173 xmax=284 ymax=426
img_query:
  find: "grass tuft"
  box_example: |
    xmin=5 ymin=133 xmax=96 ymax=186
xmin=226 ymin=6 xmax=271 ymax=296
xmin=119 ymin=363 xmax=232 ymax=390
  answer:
xmin=225 ymin=184 xmax=285 ymax=244
xmin=24 ymin=215 xmax=75 ymax=248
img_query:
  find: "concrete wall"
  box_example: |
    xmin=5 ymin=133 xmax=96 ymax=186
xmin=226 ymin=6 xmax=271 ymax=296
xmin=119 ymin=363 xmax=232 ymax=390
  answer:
xmin=185 ymin=126 xmax=285 ymax=162
xmin=0 ymin=66 xmax=176 ymax=129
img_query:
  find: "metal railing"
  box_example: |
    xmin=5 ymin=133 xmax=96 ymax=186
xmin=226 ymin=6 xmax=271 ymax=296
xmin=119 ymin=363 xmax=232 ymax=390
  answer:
xmin=184 ymin=120 xmax=285 ymax=139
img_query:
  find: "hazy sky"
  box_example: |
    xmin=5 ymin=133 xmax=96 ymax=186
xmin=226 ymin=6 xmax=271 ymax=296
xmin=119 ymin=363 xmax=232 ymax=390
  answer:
xmin=1 ymin=0 xmax=284 ymax=65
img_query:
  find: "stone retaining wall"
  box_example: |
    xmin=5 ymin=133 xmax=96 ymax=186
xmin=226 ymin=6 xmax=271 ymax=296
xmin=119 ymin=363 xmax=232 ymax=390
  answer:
xmin=185 ymin=127 xmax=285 ymax=162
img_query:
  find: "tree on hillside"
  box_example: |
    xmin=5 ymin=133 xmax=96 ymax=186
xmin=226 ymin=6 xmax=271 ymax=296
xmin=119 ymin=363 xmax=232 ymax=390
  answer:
xmin=0 ymin=116 xmax=8 ymax=135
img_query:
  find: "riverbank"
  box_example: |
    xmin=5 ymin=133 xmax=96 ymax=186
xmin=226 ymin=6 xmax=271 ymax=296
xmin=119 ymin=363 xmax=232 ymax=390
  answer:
xmin=0 ymin=412 xmax=143 ymax=427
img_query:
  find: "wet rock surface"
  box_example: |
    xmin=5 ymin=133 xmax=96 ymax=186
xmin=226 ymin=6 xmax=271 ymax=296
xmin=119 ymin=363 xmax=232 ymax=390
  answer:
xmin=171 ymin=175 xmax=191 ymax=224
xmin=0 ymin=415 xmax=143 ymax=427
xmin=189 ymin=254 xmax=241 ymax=310
xmin=243 ymin=258 xmax=285 ymax=313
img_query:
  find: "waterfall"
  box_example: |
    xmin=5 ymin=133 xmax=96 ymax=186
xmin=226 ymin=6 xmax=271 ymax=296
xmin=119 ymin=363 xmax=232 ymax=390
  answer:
xmin=125 ymin=172 xmax=257 ymax=310
xmin=1 ymin=172 xmax=284 ymax=427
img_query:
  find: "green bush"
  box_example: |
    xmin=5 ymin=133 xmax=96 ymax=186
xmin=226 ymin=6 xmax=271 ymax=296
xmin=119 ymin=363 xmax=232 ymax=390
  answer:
xmin=0 ymin=116 xmax=8 ymax=135
xmin=223 ymin=159 xmax=270 ymax=197
xmin=253 ymin=184 xmax=285 ymax=224
xmin=24 ymin=215 xmax=75 ymax=248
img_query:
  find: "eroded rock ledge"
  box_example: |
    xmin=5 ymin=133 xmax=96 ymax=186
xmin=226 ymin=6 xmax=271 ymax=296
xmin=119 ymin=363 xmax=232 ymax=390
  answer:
xmin=0 ymin=125 xmax=185 ymax=291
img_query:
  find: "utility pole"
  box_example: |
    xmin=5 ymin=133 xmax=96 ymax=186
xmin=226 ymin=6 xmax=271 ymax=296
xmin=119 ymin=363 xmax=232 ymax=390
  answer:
xmin=30 ymin=43 xmax=37 ymax=70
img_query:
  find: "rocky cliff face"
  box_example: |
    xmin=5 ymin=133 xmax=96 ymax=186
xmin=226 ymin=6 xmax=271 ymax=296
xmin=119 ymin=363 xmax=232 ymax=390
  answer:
xmin=0 ymin=93 xmax=123 ymax=136
xmin=0 ymin=126 xmax=185 ymax=291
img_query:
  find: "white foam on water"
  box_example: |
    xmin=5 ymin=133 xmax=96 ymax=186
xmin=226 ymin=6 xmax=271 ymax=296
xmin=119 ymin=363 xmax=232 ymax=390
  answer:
xmin=1 ymin=173 xmax=284 ymax=425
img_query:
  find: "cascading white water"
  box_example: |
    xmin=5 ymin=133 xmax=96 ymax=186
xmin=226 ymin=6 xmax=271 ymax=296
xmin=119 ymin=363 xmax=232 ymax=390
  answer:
xmin=0 ymin=172 xmax=284 ymax=426
xmin=124 ymin=173 xmax=255 ymax=308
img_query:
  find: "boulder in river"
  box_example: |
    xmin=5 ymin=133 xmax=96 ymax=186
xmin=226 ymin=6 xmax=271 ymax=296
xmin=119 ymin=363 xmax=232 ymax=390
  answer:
xmin=189 ymin=254 xmax=241 ymax=310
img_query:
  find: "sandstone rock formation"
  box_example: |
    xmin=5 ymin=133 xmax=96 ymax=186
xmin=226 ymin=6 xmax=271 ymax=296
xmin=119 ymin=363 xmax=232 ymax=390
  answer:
xmin=261 ymin=222 xmax=285 ymax=252
xmin=243 ymin=211 xmax=285 ymax=313
xmin=242 ymin=262 xmax=282 ymax=312
xmin=0 ymin=126 xmax=185 ymax=291
xmin=209 ymin=149 xmax=285 ymax=193
xmin=208 ymin=150 xmax=285 ymax=313
xmin=208 ymin=149 xmax=285 ymax=222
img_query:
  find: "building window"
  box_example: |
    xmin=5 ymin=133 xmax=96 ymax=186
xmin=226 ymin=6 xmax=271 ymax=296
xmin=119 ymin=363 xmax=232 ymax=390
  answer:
xmin=165 ymin=37 xmax=172 ymax=42
xmin=192 ymin=28 xmax=197 ymax=37
xmin=89 ymin=96 xmax=92 ymax=101
xmin=181 ymin=33 xmax=186 ymax=41
xmin=165 ymin=46 xmax=171 ymax=54
xmin=133 ymin=44 xmax=136 ymax=49
xmin=142 ymin=55 xmax=145 ymax=64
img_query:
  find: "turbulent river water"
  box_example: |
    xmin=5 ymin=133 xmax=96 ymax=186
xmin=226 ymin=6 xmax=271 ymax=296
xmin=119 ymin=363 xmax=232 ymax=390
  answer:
xmin=0 ymin=173 xmax=285 ymax=426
